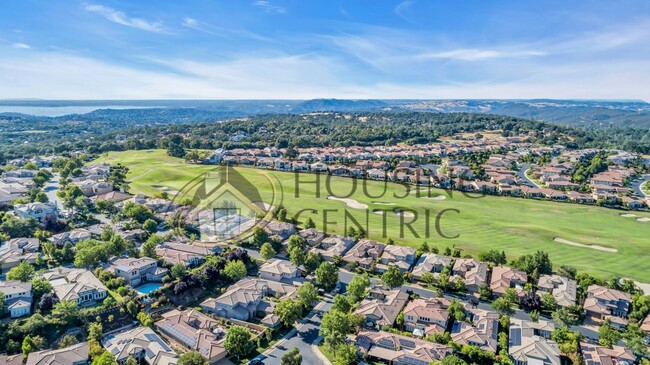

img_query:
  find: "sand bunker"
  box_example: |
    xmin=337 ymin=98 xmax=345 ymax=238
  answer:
xmin=394 ymin=209 xmax=415 ymax=218
xmin=422 ymin=195 xmax=447 ymax=200
xmin=553 ymin=237 xmax=617 ymax=253
xmin=373 ymin=202 xmax=396 ymax=205
xmin=621 ymin=213 xmax=637 ymax=218
xmin=637 ymin=217 xmax=650 ymax=222
xmin=327 ymin=196 xmax=368 ymax=209
xmin=372 ymin=209 xmax=416 ymax=218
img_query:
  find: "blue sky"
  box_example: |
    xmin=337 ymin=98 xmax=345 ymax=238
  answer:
xmin=0 ymin=0 xmax=649 ymax=100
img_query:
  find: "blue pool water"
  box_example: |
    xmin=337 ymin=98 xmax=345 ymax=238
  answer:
xmin=135 ymin=282 xmax=162 ymax=295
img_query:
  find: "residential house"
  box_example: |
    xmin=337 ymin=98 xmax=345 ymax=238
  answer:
xmin=411 ymin=254 xmax=452 ymax=281
xmin=155 ymin=309 xmax=228 ymax=364
xmin=403 ymin=297 xmax=451 ymax=336
xmin=43 ymin=268 xmax=108 ymax=307
xmin=26 ymin=342 xmax=89 ymax=365
xmin=0 ymin=354 xmax=22 ymax=365
xmin=309 ymin=235 xmax=355 ymax=261
xmin=584 ymin=285 xmax=631 ymax=326
xmin=12 ymin=201 xmax=58 ymax=219
xmin=451 ymin=258 xmax=489 ymax=294
xmin=356 ymin=330 xmax=453 ymax=365
xmin=259 ymin=259 xmax=301 ymax=282
xmin=579 ymin=342 xmax=636 ymax=365
xmin=451 ymin=308 xmax=500 ymax=353
xmin=342 ymin=239 xmax=386 ymax=270
xmin=490 ymin=266 xmax=528 ymax=297
xmin=0 ymin=280 xmax=32 ymax=318
xmin=354 ymin=286 xmax=409 ymax=328
xmin=263 ymin=221 xmax=296 ymax=240
xmin=105 ymin=257 xmax=168 ymax=287
xmin=50 ymin=228 xmax=93 ymax=246
xmin=103 ymin=326 xmax=178 ymax=365
xmin=376 ymin=245 xmax=416 ymax=273
xmin=201 ymin=277 xmax=296 ymax=324
xmin=367 ymin=168 xmax=387 ymax=180
xmin=298 ymin=228 xmax=326 ymax=247
xmin=537 ymin=275 xmax=577 ymax=307
xmin=509 ymin=319 xmax=560 ymax=365
xmin=155 ymin=242 xmax=210 ymax=267
xmin=0 ymin=237 xmax=39 ymax=271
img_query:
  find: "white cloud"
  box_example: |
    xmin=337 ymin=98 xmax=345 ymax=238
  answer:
xmin=418 ymin=48 xmax=547 ymax=61
xmin=84 ymin=4 xmax=166 ymax=33
xmin=12 ymin=43 xmax=31 ymax=49
xmin=0 ymin=50 xmax=648 ymax=101
xmin=252 ymin=1 xmax=287 ymax=14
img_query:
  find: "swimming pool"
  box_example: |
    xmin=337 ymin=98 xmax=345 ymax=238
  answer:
xmin=135 ymin=282 xmax=162 ymax=295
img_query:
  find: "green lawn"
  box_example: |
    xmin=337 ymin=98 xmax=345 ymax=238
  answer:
xmin=94 ymin=150 xmax=650 ymax=282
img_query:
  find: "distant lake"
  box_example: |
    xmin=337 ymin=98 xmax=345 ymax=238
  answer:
xmin=0 ymin=105 xmax=163 ymax=117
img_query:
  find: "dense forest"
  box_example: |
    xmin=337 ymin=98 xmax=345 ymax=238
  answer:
xmin=1 ymin=111 xmax=650 ymax=163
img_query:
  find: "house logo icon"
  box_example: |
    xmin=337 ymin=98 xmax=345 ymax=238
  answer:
xmin=169 ymin=165 xmax=282 ymax=245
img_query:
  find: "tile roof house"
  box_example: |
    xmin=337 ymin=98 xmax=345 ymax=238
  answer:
xmin=263 ymin=221 xmax=296 ymax=240
xmin=105 ymin=257 xmax=168 ymax=287
xmin=103 ymin=326 xmax=178 ymax=365
xmin=26 ymin=342 xmax=89 ymax=365
xmin=537 ymin=275 xmax=577 ymax=308
xmin=584 ymin=285 xmax=631 ymax=325
xmin=0 ymin=354 xmax=22 ymax=365
xmin=0 ymin=237 xmax=40 ymax=271
xmin=0 ymin=280 xmax=32 ymax=318
xmin=43 ymin=268 xmax=108 ymax=307
xmin=298 ymin=228 xmax=327 ymax=246
xmin=403 ymin=297 xmax=451 ymax=336
xmin=342 ymin=239 xmax=385 ymax=270
xmin=309 ymin=235 xmax=356 ymax=261
xmin=11 ymin=201 xmax=58 ymax=219
xmin=376 ymin=245 xmax=417 ymax=273
xmin=259 ymin=259 xmax=301 ymax=282
xmin=155 ymin=242 xmax=210 ymax=267
xmin=451 ymin=308 xmax=500 ymax=353
xmin=356 ymin=330 xmax=452 ymax=365
xmin=411 ymin=254 xmax=453 ymax=281
xmin=579 ymin=342 xmax=636 ymax=365
xmin=354 ymin=286 xmax=409 ymax=328
xmin=490 ymin=266 xmax=528 ymax=297
xmin=50 ymin=228 xmax=93 ymax=246
xmin=509 ymin=319 xmax=560 ymax=365
xmin=200 ymin=277 xmax=296 ymax=324
xmin=451 ymin=258 xmax=489 ymax=294
xmin=155 ymin=309 xmax=228 ymax=364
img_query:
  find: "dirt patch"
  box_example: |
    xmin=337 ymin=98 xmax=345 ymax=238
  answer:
xmin=326 ymin=196 xmax=368 ymax=209
xmin=621 ymin=213 xmax=637 ymax=218
xmin=553 ymin=237 xmax=617 ymax=253
xmin=636 ymin=217 xmax=650 ymax=222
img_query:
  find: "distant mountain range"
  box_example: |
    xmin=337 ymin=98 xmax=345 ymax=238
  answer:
xmin=1 ymin=98 xmax=649 ymax=129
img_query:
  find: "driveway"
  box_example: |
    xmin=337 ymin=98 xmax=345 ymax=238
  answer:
xmin=254 ymin=295 xmax=333 ymax=365
xmin=629 ymin=174 xmax=650 ymax=197
xmin=515 ymin=163 xmax=540 ymax=188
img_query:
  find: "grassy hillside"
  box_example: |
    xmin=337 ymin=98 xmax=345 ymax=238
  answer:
xmin=94 ymin=150 xmax=650 ymax=281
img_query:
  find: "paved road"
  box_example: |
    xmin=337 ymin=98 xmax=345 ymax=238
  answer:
xmin=340 ymin=269 xmax=599 ymax=339
xmin=254 ymin=295 xmax=334 ymax=365
xmin=45 ymin=172 xmax=112 ymax=224
xmin=629 ymin=174 xmax=650 ymax=197
xmin=515 ymin=164 xmax=540 ymax=188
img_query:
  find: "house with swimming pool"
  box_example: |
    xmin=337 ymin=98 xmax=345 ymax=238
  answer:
xmin=105 ymin=257 xmax=169 ymax=287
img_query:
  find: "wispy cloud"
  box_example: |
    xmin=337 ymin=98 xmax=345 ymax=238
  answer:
xmin=394 ymin=0 xmax=417 ymax=22
xmin=252 ymin=1 xmax=287 ymax=14
xmin=418 ymin=48 xmax=547 ymax=61
xmin=84 ymin=4 xmax=166 ymax=33
xmin=12 ymin=43 xmax=31 ymax=49
xmin=181 ymin=16 xmax=271 ymax=41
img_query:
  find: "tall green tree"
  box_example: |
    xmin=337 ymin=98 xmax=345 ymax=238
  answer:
xmin=224 ymin=326 xmax=252 ymax=360
xmin=381 ymin=266 xmax=404 ymax=289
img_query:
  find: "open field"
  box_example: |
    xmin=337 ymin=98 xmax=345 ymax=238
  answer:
xmin=94 ymin=150 xmax=650 ymax=281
